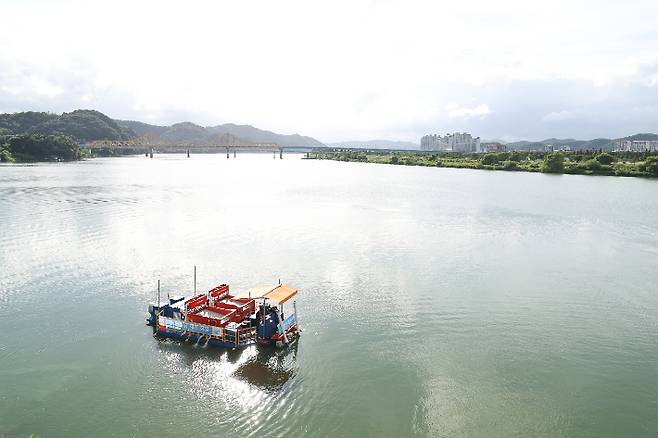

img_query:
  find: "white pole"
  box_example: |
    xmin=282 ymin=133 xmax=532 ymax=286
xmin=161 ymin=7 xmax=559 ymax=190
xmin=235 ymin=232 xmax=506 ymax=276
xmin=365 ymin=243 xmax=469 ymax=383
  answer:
xmin=194 ymin=265 xmax=197 ymax=295
xmin=157 ymin=279 xmax=161 ymax=325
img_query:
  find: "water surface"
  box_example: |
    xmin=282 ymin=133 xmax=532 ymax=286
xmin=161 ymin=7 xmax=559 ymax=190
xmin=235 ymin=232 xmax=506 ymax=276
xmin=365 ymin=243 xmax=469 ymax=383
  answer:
xmin=1 ymin=155 xmax=657 ymax=437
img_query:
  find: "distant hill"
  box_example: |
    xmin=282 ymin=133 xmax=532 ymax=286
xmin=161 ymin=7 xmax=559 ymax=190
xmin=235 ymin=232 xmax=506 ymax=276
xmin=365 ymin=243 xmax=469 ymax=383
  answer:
xmin=0 ymin=111 xmax=57 ymax=134
xmin=504 ymin=137 xmax=616 ymax=151
xmin=0 ymin=110 xmax=134 ymax=141
xmin=327 ymin=140 xmax=419 ymax=150
xmin=115 ymin=120 xmax=324 ymax=148
xmin=0 ymin=110 xmax=323 ymax=147
xmin=116 ymin=120 xmax=167 ymax=137
xmin=206 ymin=123 xmax=324 ymax=148
xmin=160 ymin=122 xmax=208 ymax=142
xmin=621 ymin=133 xmax=658 ymax=141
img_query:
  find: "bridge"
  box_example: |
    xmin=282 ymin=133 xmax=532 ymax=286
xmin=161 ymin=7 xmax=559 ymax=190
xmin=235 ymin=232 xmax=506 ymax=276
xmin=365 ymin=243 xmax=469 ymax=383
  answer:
xmin=86 ymin=133 xmax=284 ymax=158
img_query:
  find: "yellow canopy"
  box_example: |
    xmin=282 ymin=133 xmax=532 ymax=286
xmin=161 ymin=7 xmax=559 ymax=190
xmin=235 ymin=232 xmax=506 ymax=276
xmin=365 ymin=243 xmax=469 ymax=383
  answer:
xmin=234 ymin=285 xmax=278 ymax=300
xmin=233 ymin=284 xmax=298 ymax=304
xmin=264 ymin=285 xmax=298 ymax=304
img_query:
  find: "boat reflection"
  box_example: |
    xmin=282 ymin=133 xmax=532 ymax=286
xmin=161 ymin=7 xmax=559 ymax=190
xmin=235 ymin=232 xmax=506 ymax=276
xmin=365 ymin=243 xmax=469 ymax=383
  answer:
xmin=154 ymin=336 xmax=298 ymax=392
xmin=232 ymin=343 xmax=298 ymax=391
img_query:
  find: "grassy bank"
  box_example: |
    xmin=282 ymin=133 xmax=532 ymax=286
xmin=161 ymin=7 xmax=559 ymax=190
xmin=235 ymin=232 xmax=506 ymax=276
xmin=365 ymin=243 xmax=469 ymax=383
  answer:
xmin=311 ymin=150 xmax=658 ymax=178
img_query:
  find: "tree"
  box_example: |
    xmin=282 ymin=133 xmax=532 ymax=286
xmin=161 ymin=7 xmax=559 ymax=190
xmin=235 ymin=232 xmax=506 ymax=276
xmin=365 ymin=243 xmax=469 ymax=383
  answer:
xmin=644 ymin=156 xmax=658 ymax=175
xmin=390 ymin=155 xmax=398 ymax=164
xmin=541 ymin=152 xmax=565 ymax=173
xmin=496 ymin=152 xmax=511 ymax=161
xmin=509 ymin=151 xmax=525 ymax=162
xmin=0 ymin=142 xmax=14 ymax=162
xmin=579 ymin=159 xmax=602 ymax=171
xmin=481 ymin=153 xmax=498 ymax=165
xmin=8 ymin=134 xmax=80 ymax=160
xmin=595 ymin=152 xmax=614 ymax=165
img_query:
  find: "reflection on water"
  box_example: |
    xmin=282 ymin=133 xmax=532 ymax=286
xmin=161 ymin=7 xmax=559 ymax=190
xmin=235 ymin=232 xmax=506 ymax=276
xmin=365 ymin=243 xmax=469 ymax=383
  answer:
xmin=233 ymin=344 xmax=298 ymax=391
xmin=155 ymin=337 xmax=297 ymax=392
xmin=152 ymin=336 xmax=300 ymax=435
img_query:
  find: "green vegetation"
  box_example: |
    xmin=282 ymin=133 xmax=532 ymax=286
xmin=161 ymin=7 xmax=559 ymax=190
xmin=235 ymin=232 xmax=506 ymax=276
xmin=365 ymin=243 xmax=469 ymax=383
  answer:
xmin=312 ymin=150 xmax=658 ymax=178
xmin=0 ymin=109 xmax=138 ymax=162
xmin=643 ymin=156 xmax=658 ymax=175
xmin=0 ymin=142 xmax=15 ymax=162
xmin=1 ymin=134 xmax=81 ymax=162
xmin=0 ymin=109 xmax=134 ymax=141
xmin=541 ymin=152 xmax=565 ymax=173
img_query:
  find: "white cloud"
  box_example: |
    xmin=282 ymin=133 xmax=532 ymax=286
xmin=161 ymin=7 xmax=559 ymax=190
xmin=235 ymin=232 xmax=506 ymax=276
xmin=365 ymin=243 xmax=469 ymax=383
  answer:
xmin=542 ymin=110 xmax=576 ymax=122
xmin=1 ymin=0 xmax=658 ymax=141
xmin=447 ymin=104 xmax=490 ymax=119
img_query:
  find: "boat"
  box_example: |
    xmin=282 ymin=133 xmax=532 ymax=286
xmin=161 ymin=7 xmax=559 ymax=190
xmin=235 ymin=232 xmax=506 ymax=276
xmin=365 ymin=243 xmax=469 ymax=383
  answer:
xmin=147 ymin=282 xmax=300 ymax=349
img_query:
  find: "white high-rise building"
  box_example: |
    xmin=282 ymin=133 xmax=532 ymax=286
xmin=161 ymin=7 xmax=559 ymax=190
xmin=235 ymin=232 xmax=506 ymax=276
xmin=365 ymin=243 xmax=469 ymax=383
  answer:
xmin=420 ymin=132 xmax=481 ymax=152
xmin=617 ymin=140 xmax=658 ymax=152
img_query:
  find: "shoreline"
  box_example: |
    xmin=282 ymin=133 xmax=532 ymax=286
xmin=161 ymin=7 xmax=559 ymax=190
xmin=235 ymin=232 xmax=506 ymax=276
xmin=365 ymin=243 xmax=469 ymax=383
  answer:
xmin=310 ymin=150 xmax=658 ymax=179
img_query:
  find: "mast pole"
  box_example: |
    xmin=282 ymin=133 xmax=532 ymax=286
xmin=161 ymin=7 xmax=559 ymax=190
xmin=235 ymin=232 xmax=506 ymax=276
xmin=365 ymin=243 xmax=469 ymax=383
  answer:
xmin=157 ymin=279 xmax=161 ymax=326
xmin=194 ymin=265 xmax=197 ymax=295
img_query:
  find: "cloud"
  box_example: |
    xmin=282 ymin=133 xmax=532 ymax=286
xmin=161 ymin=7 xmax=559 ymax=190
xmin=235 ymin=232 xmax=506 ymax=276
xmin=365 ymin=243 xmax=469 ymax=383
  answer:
xmin=542 ymin=110 xmax=577 ymax=122
xmin=1 ymin=0 xmax=658 ymax=142
xmin=447 ymin=104 xmax=490 ymax=119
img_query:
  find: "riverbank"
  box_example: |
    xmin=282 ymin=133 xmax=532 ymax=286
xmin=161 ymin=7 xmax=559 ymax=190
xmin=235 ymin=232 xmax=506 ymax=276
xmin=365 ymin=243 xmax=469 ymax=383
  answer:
xmin=0 ymin=134 xmax=145 ymax=162
xmin=311 ymin=150 xmax=658 ymax=178
xmin=0 ymin=134 xmax=82 ymax=163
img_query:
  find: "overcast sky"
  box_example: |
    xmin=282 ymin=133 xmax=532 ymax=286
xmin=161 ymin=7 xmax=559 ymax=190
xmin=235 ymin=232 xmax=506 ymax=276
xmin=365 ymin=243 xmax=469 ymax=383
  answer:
xmin=1 ymin=0 xmax=658 ymax=143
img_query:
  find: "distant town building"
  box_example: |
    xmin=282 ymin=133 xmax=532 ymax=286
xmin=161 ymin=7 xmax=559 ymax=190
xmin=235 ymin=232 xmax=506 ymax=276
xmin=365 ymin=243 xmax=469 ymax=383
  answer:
xmin=543 ymin=144 xmax=572 ymax=152
xmin=420 ymin=132 xmax=481 ymax=152
xmin=617 ymin=140 xmax=658 ymax=152
xmin=483 ymin=142 xmax=507 ymax=153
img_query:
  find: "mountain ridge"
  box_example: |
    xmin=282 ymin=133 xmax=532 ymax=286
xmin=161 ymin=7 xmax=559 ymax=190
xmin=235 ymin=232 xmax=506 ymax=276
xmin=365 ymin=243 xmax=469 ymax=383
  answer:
xmin=0 ymin=110 xmax=325 ymax=147
xmin=327 ymin=139 xmax=419 ymax=150
xmin=115 ymin=120 xmax=324 ymax=148
xmin=0 ymin=109 xmax=134 ymax=141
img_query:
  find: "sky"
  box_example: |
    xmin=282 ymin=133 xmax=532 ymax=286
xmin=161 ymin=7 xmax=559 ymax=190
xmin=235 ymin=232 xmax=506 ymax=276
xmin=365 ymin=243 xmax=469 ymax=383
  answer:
xmin=1 ymin=0 xmax=658 ymax=143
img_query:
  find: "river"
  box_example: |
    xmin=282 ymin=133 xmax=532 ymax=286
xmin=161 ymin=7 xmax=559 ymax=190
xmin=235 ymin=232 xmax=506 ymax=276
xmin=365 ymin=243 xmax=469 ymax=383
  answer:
xmin=1 ymin=154 xmax=657 ymax=437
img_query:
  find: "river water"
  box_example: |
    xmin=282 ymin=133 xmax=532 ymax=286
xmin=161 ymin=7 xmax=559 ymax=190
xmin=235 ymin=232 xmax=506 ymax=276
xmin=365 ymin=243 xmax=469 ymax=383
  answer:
xmin=1 ymin=154 xmax=657 ymax=437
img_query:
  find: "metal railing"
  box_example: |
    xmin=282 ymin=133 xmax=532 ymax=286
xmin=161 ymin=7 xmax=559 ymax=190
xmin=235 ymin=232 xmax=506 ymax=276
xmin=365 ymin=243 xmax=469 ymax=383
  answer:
xmin=158 ymin=316 xmax=258 ymax=346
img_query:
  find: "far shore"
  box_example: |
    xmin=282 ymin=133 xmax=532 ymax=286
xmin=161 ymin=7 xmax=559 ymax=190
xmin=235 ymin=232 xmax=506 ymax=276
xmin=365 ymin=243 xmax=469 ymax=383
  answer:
xmin=308 ymin=150 xmax=658 ymax=179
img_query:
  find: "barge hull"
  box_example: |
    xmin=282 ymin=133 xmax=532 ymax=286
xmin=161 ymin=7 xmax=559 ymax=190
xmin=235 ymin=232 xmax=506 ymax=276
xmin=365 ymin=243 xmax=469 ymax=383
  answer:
xmin=156 ymin=328 xmax=254 ymax=349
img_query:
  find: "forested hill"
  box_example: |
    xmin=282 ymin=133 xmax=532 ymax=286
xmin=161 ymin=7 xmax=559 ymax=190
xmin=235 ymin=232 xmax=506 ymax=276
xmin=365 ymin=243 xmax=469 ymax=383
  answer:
xmin=116 ymin=120 xmax=324 ymax=148
xmin=0 ymin=110 xmax=134 ymax=141
xmin=0 ymin=110 xmax=324 ymax=147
